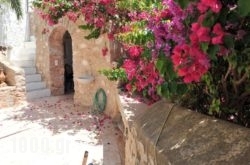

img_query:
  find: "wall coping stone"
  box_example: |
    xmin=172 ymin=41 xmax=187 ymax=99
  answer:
xmin=119 ymin=94 xmax=250 ymax=165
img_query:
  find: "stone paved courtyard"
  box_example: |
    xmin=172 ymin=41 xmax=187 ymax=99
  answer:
xmin=0 ymin=95 xmax=124 ymax=165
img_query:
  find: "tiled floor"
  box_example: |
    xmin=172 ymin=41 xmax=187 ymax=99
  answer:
xmin=0 ymin=95 xmax=124 ymax=165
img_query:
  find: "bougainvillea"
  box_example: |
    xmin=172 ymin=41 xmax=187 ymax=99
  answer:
xmin=34 ymin=0 xmax=250 ymax=126
xmin=171 ymin=44 xmax=210 ymax=83
xmin=147 ymin=0 xmax=188 ymax=55
xmin=122 ymin=58 xmax=163 ymax=102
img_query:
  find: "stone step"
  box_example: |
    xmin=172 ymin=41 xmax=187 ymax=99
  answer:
xmin=9 ymin=41 xmax=36 ymax=61
xmin=25 ymin=74 xmax=41 ymax=83
xmin=26 ymin=82 xmax=46 ymax=92
xmin=23 ymin=67 xmax=36 ymax=75
xmin=12 ymin=60 xmax=35 ymax=67
xmin=26 ymin=88 xmax=51 ymax=100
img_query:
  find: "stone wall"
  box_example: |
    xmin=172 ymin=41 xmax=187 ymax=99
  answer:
xmin=0 ymin=58 xmax=26 ymax=108
xmin=33 ymin=15 xmax=120 ymax=118
xmin=118 ymin=94 xmax=250 ymax=165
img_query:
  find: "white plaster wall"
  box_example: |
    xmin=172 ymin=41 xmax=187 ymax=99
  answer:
xmin=0 ymin=0 xmax=27 ymax=47
xmin=0 ymin=0 xmax=34 ymax=59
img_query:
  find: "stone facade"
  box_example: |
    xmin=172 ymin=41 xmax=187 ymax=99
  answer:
xmin=0 ymin=58 xmax=26 ymax=108
xmin=33 ymin=15 xmax=120 ymax=118
xmin=118 ymin=95 xmax=250 ymax=165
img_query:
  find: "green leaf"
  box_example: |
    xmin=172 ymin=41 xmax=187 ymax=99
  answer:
xmin=175 ymin=0 xmax=189 ymax=9
xmin=165 ymin=59 xmax=176 ymax=81
xmin=208 ymin=45 xmax=219 ymax=61
xmin=161 ymin=83 xmax=170 ymax=98
xmin=157 ymin=85 xmax=162 ymax=96
xmin=84 ymin=28 xmax=101 ymax=40
xmin=169 ymin=82 xmax=177 ymax=94
xmin=156 ymin=58 xmax=167 ymax=75
xmin=223 ymin=35 xmax=234 ymax=49
xmin=78 ymin=24 xmax=94 ymax=30
xmin=177 ymin=83 xmax=187 ymax=95
xmin=202 ymin=11 xmax=215 ymax=27
xmin=238 ymin=0 xmax=250 ymax=17
xmin=200 ymin=42 xmax=209 ymax=53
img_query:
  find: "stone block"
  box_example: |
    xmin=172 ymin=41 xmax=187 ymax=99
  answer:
xmin=119 ymin=95 xmax=250 ymax=165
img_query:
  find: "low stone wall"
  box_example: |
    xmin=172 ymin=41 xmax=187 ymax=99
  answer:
xmin=0 ymin=59 xmax=26 ymax=108
xmin=118 ymin=95 xmax=250 ymax=165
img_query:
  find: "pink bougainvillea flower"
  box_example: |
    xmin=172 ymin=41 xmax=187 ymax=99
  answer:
xmin=198 ymin=0 xmax=222 ymax=13
xmin=171 ymin=44 xmax=210 ymax=83
xmin=127 ymin=45 xmax=143 ymax=58
xmin=206 ymin=0 xmax=222 ymax=13
xmin=197 ymin=14 xmax=206 ymax=24
xmin=189 ymin=33 xmax=199 ymax=45
xmin=47 ymin=15 xmax=56 ymax=26
xmin=99 ymin=0 xmax=112 ymax=5
xmin=197 ymin=26 xmax=211 ymax=42
xmin=190 ymin=23 xmax=210 ymax=43
xmin=102 ymin=47 xmax=108 ymax=56
xmin=212 ymin=23 xmax=225 ymax=44
xmin=66 ymin=11 xmax=79 ymax=22
xmin=171 ymin=44 xmax=190 ymax=66
xmin=122 ymin=59 xmax=137 ymax=80
xmin=107 ymin=33 xmax=114 ymax=40
xmin=213 ymin=23 xmax=224 ymax=36
xmin=95 ymin=18 xmax=105 ymax=28
xmin=197 ymin=2 xmax=209 ymax=13
xmin=125 ymin=83 xmax=132 ymax=91
xmin=191 ymin=22 xmax=200 ymax=32
xmin=212 ymin=35 xmax=224 ymax=44
xmin=138 ymin=11 xmax=150 ymax=20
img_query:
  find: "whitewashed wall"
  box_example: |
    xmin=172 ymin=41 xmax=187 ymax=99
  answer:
xmin=0 ymin=0 xmax=27 ymax=47
xmin=0 ymin=0 xmax=35 ymax=59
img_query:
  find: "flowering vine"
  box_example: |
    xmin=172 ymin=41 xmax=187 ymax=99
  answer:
xmin=33 ymin=0 xmax=250 ymax=126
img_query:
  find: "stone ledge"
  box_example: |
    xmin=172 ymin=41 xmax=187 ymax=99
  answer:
xmin=118 ymin=95 xmax=250 ymax=165
xmin=0 ymin=58 xmax=26 ymax=108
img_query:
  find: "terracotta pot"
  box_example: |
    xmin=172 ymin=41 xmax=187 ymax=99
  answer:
xmin=0 ymin=68 xmax=6 ymax=84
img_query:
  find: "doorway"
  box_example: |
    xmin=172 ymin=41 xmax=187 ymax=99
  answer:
xmin=63 ymin=31 xmax=74 ymax=94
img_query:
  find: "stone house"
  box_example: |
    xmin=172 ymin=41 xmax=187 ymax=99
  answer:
xmin=32 ymin=14 xmax=121 ymax=119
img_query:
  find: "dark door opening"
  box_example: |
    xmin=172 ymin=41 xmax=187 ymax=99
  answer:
xmin=63 ymin=31 xmax=74 ymax=94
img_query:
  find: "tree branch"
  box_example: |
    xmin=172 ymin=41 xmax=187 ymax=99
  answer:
xmin=236 ymin=72 xmax=248 ymax=86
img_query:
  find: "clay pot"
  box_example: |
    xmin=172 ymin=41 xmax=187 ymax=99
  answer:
xmin=0 ymin=68 xmax=6 ymax=84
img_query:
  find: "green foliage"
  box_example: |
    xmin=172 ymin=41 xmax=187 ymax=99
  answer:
xmin=99 ymin=68 xmax=127 ymax=81
xmin=35 ymin=0 xmax=250 ymax=126
xmin=84 ymin=28 xmax=101 ymax=40
xmin=156 ymin=55 xmax=187 ymax=100
xmin=117 ymin=0 xmax=161 ymax=11
xmin=238 ymin=0 xmax=250 ymax=17
xmin=79 ymin=24 xmax=102 ymax=40
xmin=117 ymin=22 xmax=154 ymax=45
xmin=1 ymin=0 xmax=22 ymax=19
xmin=174 ymin=0 xmax=194 ymax=9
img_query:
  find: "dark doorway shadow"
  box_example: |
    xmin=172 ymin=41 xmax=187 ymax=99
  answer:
xmin=63 ymin=31 xmax=74 ymax=94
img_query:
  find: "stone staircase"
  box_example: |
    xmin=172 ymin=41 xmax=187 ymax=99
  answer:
xmin=10 ymin=40 xmax=51 ymax=100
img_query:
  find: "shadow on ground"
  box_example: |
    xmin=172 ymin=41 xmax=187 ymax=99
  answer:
xmin=3 ymin=95 xmax=114 ymax=142
xmin=1 ymin=95 xmax=125 ymax=164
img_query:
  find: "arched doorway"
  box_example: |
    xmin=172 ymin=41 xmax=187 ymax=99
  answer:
xmin=48 ymin=26 xmax=74 ymax=95
xmin=63 ymin=31 xmax=74 ymax=94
